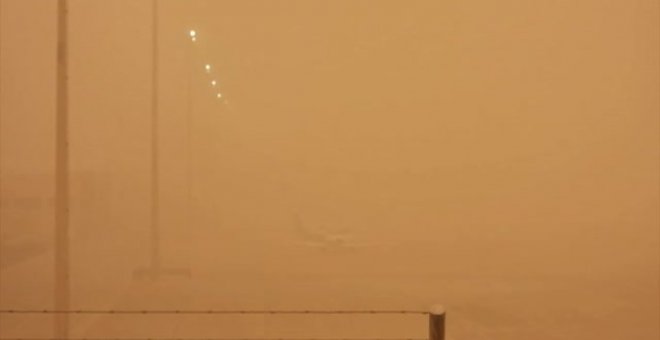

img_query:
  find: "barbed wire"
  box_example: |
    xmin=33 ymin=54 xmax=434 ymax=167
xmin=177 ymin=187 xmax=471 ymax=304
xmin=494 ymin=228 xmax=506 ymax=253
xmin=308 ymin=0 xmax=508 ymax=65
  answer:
xmin=0 ymin=310 xmax=427 ymax=315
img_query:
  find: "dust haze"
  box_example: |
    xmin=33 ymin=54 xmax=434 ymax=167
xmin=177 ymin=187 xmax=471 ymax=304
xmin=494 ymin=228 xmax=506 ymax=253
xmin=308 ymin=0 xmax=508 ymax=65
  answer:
xmin=1 ymin=1 xmax=658 ymax=339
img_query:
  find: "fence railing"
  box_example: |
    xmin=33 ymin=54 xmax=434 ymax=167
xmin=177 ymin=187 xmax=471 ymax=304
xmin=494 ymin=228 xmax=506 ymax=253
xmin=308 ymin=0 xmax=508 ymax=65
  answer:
xmin=0 ymin=307 xmax=446 ymax=340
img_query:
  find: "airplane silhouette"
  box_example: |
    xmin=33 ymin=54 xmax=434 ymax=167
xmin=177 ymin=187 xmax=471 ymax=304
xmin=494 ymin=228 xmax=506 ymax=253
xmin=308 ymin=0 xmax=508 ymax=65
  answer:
xmin=292 ymin=212 xmax=373 ymax=250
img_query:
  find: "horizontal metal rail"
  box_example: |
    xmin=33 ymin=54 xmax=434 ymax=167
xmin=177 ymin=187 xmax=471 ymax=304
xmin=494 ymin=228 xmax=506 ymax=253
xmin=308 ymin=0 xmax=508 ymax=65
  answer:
xmin=0 ymin=338 xmax=427 ymax=340
xmin=0 ymin=310 xmax=426 ymax=315
xmin=0 ymin=307 xmax=445 ymax=340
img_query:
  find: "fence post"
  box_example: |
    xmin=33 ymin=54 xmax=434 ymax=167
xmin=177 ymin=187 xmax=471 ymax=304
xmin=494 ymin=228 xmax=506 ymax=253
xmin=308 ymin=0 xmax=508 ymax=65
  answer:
xmin=429 ymin=305 xmax=445 ymax=340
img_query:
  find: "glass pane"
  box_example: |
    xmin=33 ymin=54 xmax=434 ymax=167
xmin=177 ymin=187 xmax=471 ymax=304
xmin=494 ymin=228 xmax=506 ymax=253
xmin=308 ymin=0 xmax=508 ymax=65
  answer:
xmin=1 ymin=1 xmax=659 ymax=339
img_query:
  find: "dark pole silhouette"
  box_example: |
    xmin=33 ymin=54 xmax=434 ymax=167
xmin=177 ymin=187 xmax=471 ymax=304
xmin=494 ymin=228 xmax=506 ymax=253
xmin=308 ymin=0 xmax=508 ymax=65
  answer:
xmin=186 ymin=29 xmax=194 ymax=239
xmin=55 ymin=0 xmax=70 ymax=337
xmin=150 ymin=0 xmax=161 ymax=275
xmin=134 ymin=0 xmax=189 ymax=280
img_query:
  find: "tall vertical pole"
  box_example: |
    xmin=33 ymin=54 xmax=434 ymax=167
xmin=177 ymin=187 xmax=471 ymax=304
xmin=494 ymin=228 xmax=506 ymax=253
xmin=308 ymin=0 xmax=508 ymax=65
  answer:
xmin=186 ymin=40 xmax=192 ymax=231
xmin=149 ymin=0 xmax=161 ymax=276
xmin=135 ymin=2 xmax=189 ymax=279
xmin=55 ymin=0 xmax=70 ymax=338
xmin=429 ymin=306 xmax=446 ymax=340
xmin=0 ymin=2 xmax=4 ymax=334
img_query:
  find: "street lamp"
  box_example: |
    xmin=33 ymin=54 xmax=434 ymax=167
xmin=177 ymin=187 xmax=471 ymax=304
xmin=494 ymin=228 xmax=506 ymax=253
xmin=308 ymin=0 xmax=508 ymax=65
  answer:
xmin=133 ymin=0 xmax=191 ymax=281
